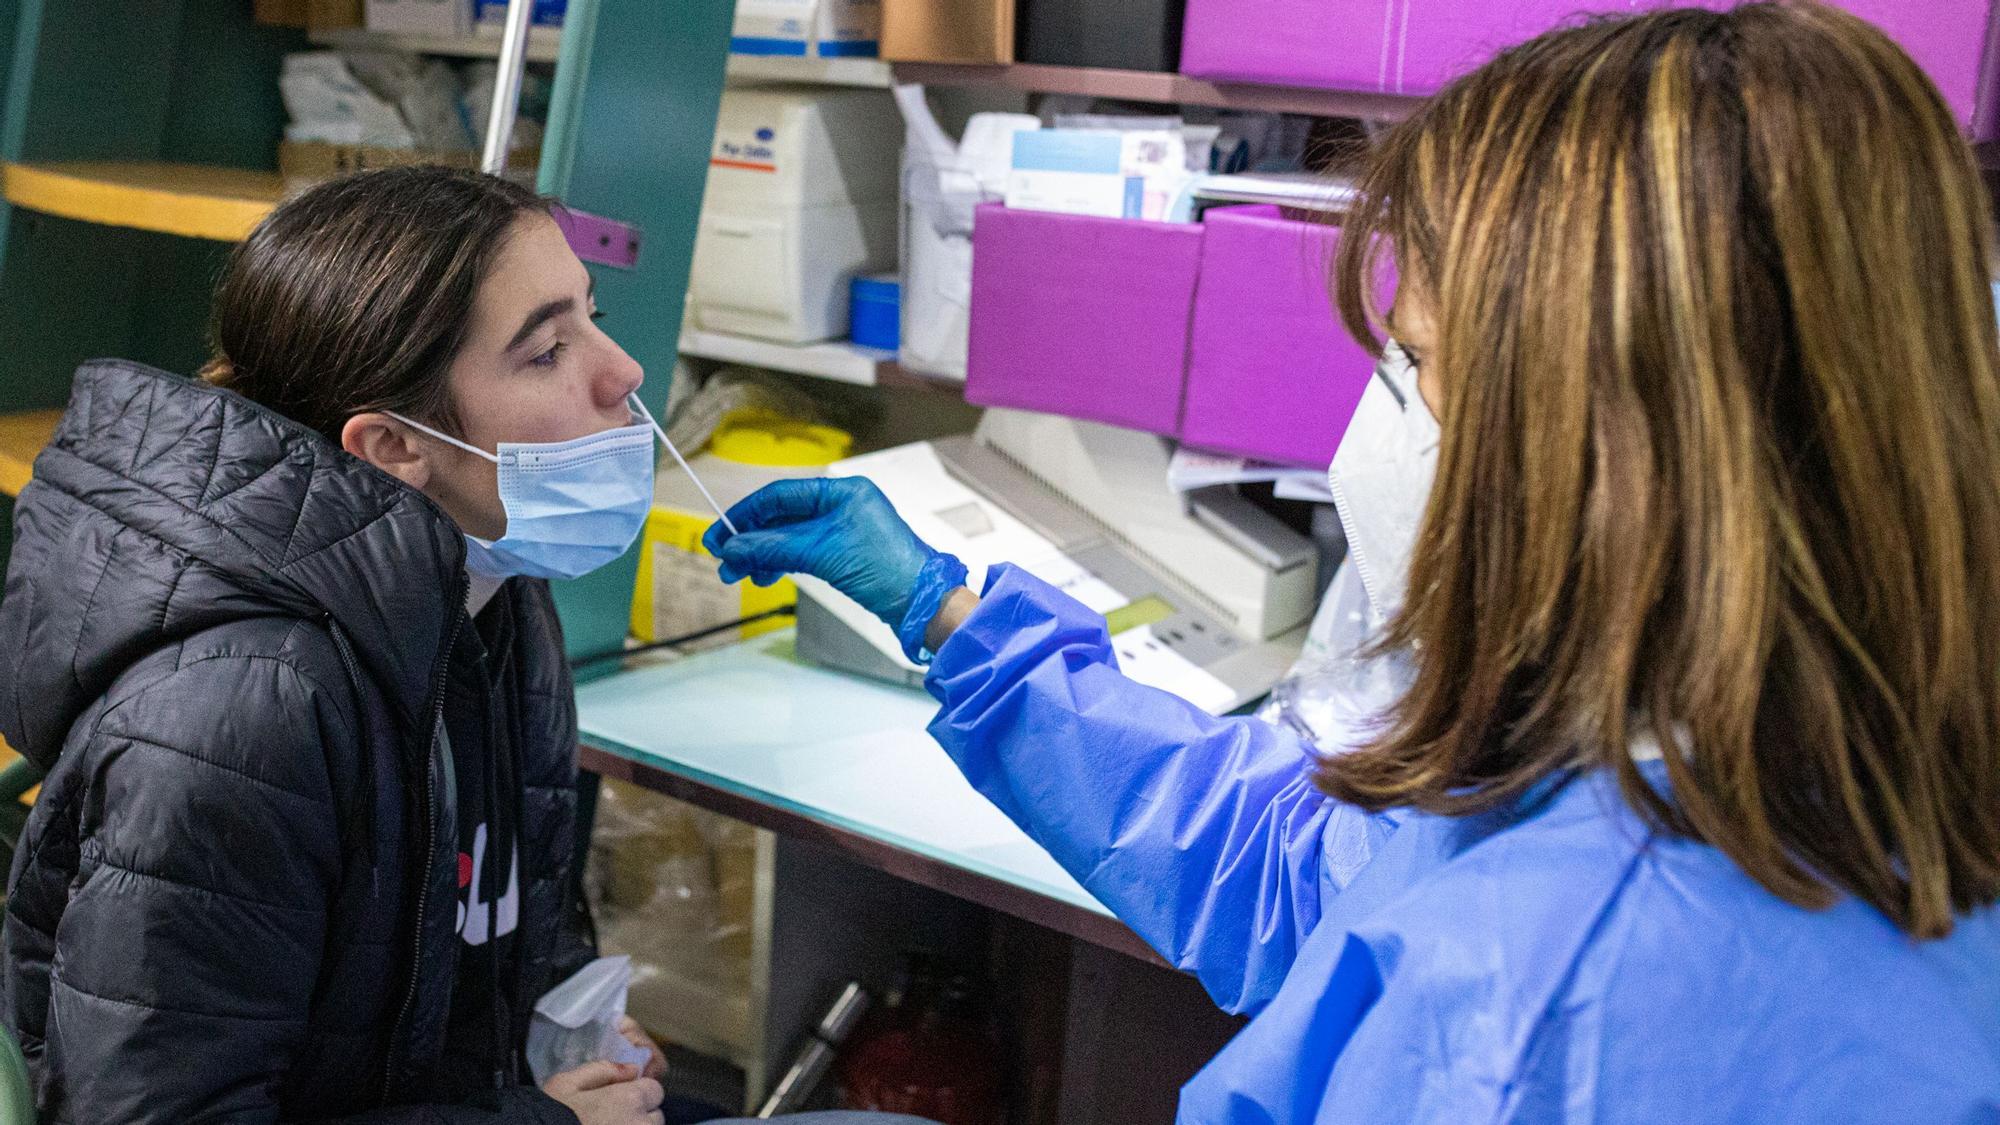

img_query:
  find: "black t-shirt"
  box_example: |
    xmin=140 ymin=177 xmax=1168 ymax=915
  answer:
xmin=433 ymin=593 xmax=526 ymax=1101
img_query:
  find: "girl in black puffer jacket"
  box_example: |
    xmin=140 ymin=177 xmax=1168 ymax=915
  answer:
xmin=0 ymin=168 xmax=668 ymax=1123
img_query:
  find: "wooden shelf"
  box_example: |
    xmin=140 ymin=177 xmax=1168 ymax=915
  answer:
xmin=890 ymin=61 xmax=1425 ymax=120
xmin=307 ymin=25 xmax=565 ymax=63
xmin=0 ymin=733 xmax=34 ymax=806
xmin=727 ymin=54 xmax=893 ymax=88
xmin=0 ymin=410 xmax=61 ymax=498
xmin=876 ymin=361 xmax=968 ymax=394
xmin=679 ymin=329 xmax=898 ymax=386
xmin=2 ymin=161 xmax=282 ymax=242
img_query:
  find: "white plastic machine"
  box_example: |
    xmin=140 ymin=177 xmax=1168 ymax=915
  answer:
xmin=794 ymin=409 xmax=1320 ymax=714
xmin=689 ymin=86 xmax=901 ymax=344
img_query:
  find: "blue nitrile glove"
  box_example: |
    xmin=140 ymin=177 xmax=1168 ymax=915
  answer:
xmin=703 ymin=477 xmax=969 ymax=663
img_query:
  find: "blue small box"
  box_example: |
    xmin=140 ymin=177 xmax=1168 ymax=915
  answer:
xmin=850 ymin=274 xmax=900 ymax=352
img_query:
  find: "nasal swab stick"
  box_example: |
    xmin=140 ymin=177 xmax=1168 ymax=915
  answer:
xmin=629 ymin=395 xmax=738 ymax=535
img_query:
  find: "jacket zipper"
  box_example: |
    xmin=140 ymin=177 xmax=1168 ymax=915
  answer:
xmin=381 ymin=571 xmax=468 ymax=1105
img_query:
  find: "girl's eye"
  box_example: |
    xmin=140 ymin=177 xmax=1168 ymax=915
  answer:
xmin=590 ymin=309 xmax=606 ymax=322
xmin=530 ymin=342 xmax=565 ymax=368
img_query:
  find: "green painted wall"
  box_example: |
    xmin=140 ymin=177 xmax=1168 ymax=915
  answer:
xmin=0 ymin=1 xmax=302 ymax=412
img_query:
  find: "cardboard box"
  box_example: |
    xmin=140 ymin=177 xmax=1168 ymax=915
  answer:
xmin=277 ymin=140 xmax=537 ymax=192
xmin=365 ymin=0 xmax=472 ymax=34
xmin=254 ymin=0 xmax=364 ymax=28
xmin=733 ymin=0 xmax=881 ymax=58
xmin=882 ymin=0 xmax=1012 ymax=63
xmin=732 ymin=0 xmax=814 ymax=56
xmin=816 ymin=0 xmax=882 ymax=56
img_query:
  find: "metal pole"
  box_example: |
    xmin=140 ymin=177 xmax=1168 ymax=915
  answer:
xmin=480 ymin=0 xmax=537 ymax=175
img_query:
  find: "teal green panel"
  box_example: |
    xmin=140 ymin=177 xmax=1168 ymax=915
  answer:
xmin=127 ymin=231 xmax=233 ymax=376
xmin=541 ymin=0 xmax=733 ymax=661
xmin=0 ymin=0 xmax=35 ymax=163
xmin=0 ymin=0 xmax=18 ymax=139
xmin=160 ymin=4 xmax=305 ymax=170
xmin=5 ymin=1 xmax=184 ymax=162
xmin=0 ymin=211 xmax=230 ymax=412
xmin=10 ymin=1 xmax=302 ymax=166
xmin=0 ymin=210 xmax=146 ymax=410
xmin=555 ymin=552 xmax=646 ymax=669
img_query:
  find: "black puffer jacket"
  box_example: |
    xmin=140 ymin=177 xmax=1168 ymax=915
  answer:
xmin=0 ymin=361 xmax=592 ymax=1122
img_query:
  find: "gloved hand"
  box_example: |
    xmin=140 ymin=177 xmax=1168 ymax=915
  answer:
xmin=703 ymin=477 xmax=969 ymax=663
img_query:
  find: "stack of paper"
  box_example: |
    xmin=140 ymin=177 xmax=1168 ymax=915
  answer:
xmin=1167 ymin=447 xmax=1333 ymax=502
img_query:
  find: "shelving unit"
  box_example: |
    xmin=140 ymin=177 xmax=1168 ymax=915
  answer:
xmin=1 ymin=162 xmax=284 ymax=243
xmin=679 ymin=328 xmax=897 ymax=386
xmin=891 ymin=61 xmax=1426 ymax=120
xmin=726 ymin=53 xmax=893 ymax=88
xmin=0 ymin=409 xmax=60 ymax=498
xmin=306 ymin=24 xmax=565 ymax=63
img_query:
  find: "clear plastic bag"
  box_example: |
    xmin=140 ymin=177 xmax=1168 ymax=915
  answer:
xmin=526 ymin=955 xmax=651 ymax=1085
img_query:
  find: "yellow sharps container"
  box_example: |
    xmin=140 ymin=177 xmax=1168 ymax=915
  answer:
xmin=631 ymin=408 xmax=853 ymax=646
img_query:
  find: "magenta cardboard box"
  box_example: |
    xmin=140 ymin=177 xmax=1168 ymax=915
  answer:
xmin=1180 ymin=1 xmax=2000 ymax=139
xmin=1182 ymin=205 xmax=1374 ymax=467
xmin=967 ymin=203 xmax=1206 ymax=436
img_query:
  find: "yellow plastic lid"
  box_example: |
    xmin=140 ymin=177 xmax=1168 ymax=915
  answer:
xmin=710 ymin=408 xmax=853 ymax=467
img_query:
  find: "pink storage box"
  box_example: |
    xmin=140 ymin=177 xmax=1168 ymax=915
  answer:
xmin=966 ymin=204 xmax=1206 ymax=436
xmin=1181 ymin=205 xmax=1376 ymax=468
xmin=1180 ymin=1 xmax=2000 ymax=140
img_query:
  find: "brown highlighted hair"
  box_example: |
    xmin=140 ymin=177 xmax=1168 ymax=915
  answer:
xmin=1328 ymin=2 xmax=2000 ymax=937
xmin=202 ymin=165 xmax=550 ymax=440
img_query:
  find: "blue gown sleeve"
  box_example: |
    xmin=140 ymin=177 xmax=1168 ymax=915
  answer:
xmin=925 ymin=564 xmax=1398 ymax=1015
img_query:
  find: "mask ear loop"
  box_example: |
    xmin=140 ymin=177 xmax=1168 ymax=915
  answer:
xmin=1374 ymin=341 xmax=1413 ymax=411
xmin=628 ymin=394 xmax=739 ymax=535
xmin=384 ymin=411 xmax=503 ymax=465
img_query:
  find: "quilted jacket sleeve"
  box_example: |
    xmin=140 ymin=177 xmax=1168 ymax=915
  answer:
xmin=13 ymin=642 xmax=575 ymax=1125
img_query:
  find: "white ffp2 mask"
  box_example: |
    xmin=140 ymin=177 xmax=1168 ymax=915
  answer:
xmin=1325 ymin=341 xmax=1440 ymax=630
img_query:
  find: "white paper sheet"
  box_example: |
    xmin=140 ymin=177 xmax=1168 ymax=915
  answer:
xmin=1112 ymin=624 xmax=1238 ymax=714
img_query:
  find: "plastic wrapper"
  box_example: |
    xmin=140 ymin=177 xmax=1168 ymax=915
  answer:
xmin=663 ymin=367 xmax=826 ymax=455
xmin=343 ymin=52 xmax=474 ymax=151
xmin=279 ymin=52 xmax=416 ymax=147
xmin=526 ymin=955 xmax=652 ymax=1085
xmin=586 ymin=779 xmax=759 ymax=1059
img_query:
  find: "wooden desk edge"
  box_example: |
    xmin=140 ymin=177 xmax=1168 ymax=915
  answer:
xmin=578 ymin=740 xmax=1168 ymax=968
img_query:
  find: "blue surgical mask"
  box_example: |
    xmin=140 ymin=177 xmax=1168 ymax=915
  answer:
xmin=388 ymin=402 xmax=657 ymax=581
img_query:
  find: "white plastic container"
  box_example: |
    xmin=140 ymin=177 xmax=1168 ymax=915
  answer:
xmin=689 ymin=88 xmax=902 ymax=344
xmin=894 ymin=86 xmax=1038 ymax=380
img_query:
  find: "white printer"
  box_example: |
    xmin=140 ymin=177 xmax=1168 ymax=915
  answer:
xmin=689 ymin=86 xmax=901 ymax=344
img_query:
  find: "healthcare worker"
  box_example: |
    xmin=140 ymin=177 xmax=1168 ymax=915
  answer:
xmin=704 ymin=6 xmax=2000 ymax=1121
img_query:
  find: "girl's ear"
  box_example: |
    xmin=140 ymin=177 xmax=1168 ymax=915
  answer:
xmin=341 ymin=413 xmax=432 ymax=490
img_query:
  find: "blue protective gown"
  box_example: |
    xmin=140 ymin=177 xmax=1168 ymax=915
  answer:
xmin=925 ymin=564 xmax=2000 ymax=1124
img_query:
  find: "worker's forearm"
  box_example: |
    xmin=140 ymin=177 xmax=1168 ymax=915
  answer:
xmin=925 ymin=586 xmax=981 ymax=653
